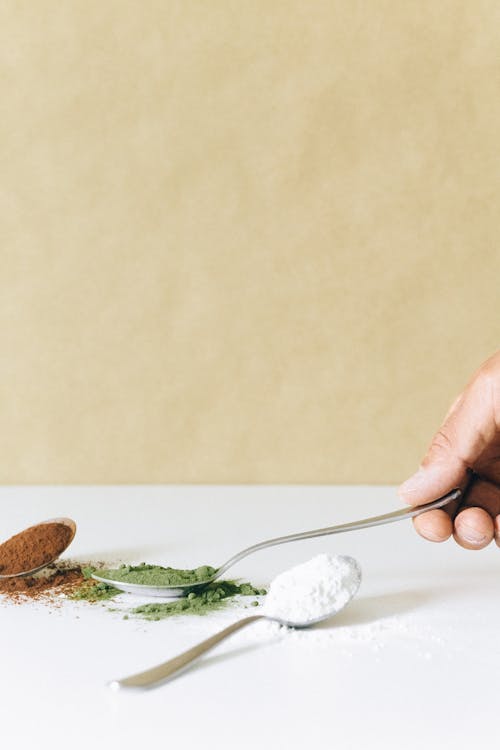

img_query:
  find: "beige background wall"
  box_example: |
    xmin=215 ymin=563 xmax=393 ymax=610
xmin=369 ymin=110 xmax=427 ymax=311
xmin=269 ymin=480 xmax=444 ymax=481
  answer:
xmin=1 ymin=1 xmax=499 ymax=484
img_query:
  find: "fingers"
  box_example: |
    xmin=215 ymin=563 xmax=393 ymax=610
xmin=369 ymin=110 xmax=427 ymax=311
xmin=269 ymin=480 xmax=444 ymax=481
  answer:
xmin=399 ymin=363 xmax=499 ymax=507
xmin=453 ymin=507 xmax=493 ymax=549
xmin=399 ymin=352 xmax=500 ymax=549
xmin=413 ymin=509 xmax=453 ymax=542
xmin=453 ymin=478 xmax=500 ymax=550
xmin=413 ymin=478 xmax=500 ymax=548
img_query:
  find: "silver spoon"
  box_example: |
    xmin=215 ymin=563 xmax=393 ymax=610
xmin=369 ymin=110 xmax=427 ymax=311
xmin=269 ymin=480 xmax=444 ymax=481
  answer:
xmin=110 ymin=555 xmax=362 ymax=690
xmin=0 ymin=517 xmax=77 ymax=579
xmin=93 ymin=488 xmax=461 ymax=597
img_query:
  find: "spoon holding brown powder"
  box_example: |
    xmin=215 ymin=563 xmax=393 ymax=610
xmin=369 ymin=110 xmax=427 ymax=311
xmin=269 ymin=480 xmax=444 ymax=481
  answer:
xmin=0 ymin=518 xmax=76 ymax=578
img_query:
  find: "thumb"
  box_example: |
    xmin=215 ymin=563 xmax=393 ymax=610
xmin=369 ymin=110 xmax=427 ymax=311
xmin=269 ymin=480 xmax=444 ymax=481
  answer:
xmin=398 ymin=372 xmax=496 ymax=506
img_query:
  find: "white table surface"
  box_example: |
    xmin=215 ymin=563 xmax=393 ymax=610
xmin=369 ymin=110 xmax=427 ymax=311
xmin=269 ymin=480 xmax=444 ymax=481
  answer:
xmin=1 ymin=486 xmax=498 ymax=749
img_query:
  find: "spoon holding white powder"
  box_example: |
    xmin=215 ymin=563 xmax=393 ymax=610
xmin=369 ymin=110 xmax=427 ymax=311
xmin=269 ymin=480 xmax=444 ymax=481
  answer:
xmin=263 ymin=553 xmax=362 ymax=626
xmin=110 ymin=553 xmax=362 ymax=688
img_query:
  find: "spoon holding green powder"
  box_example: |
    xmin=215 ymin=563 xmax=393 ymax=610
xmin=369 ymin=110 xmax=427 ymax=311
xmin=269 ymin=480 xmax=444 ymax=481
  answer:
xmin=92 ymin=490 xmax=459 ymax=597
xmin=93 ymin=563 xmax=266 ymax=614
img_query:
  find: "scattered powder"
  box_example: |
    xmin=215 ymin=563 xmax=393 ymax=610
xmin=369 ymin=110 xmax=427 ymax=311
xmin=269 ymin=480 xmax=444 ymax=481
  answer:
xmin=90 ymin=563 xmax=267 ymax=620
xmin=0 ymin=541 xmax=446 ymax=664
xmin=0 ymin=556 xmax=265 ymax=618
xmin=0 ymin=562 xmax=85 ymax=604
xmin=0 ymin=523 xmax=73 ymax=576
xmin=0 ymin=562 xmax=120 ymax=605
xmin=268 ymin=613 xmax=446 ymax=657
xmin=69 ymin=567 xmax=122 ymax=602
xmin=130 ymin=580 xmax=267 ymax=621
xmin=264 ymin=553 xmax=362 ymax=624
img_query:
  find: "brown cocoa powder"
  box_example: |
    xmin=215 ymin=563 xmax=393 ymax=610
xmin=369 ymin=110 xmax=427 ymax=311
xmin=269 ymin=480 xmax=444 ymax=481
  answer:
xmin=0 ymin=523 xmax=72 ymax=575
xmin=0 ymin=565 xmax=85 ymax=604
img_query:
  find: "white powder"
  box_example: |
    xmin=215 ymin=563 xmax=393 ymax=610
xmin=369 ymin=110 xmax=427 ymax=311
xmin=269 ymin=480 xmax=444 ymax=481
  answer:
xmin=263 ymin=553 xmax=362 ymax=625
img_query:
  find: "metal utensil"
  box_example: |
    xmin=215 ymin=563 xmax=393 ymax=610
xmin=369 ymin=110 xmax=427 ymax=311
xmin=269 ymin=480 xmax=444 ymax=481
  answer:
xmin=110 ymin=555 xmax=362 ymax=690
xmin=94 ymin=488 xmax=461 ymax=597
xmin=0 ymin=517 xmax=77 ymax=579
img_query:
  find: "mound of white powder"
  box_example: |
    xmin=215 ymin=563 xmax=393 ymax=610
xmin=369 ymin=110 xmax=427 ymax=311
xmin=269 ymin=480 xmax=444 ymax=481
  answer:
xmin=263 ymin=553 xmax=361 ymax=624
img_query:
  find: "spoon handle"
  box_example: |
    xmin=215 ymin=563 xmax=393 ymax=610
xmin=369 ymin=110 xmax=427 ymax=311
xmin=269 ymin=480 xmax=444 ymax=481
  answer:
xmin=110 ymin=615 xmax=263 ymax=689
xmin=216 ymin=488 xmax=462 ymax=578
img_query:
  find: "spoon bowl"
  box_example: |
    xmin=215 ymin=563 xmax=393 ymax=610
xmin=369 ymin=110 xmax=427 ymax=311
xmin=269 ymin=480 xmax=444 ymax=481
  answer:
xmin=95 ymin=489 xmax=460 ymax=598
xmin=90 ymin=573 xmax=194 ymax=598
xmin=0 ymin=517 xmax=77 ymax=580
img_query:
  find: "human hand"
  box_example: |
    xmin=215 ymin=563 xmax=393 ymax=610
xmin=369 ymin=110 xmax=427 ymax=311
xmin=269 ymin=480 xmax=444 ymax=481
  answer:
xmin=398 ymin=351 xmax=500 ymax=549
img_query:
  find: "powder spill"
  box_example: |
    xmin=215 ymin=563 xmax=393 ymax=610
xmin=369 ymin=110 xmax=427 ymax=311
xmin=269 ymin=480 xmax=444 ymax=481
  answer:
xmin=0 ymin=561 xmax=120 ymax=605
xmin=91 ymin=563 xmax=267 ymax=620
xmin=130 ymin=580 xmax=267 ymax=621
xmin=0 ymin=558 xmax=266 ymax=619
xmin=264 ymin=553 xmax=362 ymax=624
xmin=0 ymin=522 xmax=73 ymax=576
xmin=260 ymin=613 xmax=446 ymax=657
xmin=0 ymin=536 xmax=447 ymax=666
xmin=69 ymin=567 xmax=122 ymax=601
xmin=0 ymin=562 xmax=85 ymax=604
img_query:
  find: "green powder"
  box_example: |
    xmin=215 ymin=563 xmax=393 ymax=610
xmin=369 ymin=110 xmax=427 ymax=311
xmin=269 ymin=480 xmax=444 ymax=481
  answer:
xmin=98 ymin=563 xmax=218 ymax=587
xmin=67 ymin=564 xmax=267 ymax=618
xmin=69 ymin=566 xmax=122 ymax=602
xmin=132 ymin=580 xmax=267 ymax=621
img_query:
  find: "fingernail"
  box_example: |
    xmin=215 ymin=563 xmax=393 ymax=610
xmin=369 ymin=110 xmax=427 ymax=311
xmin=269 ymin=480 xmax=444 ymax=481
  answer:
xmin=455 ymin=523 xmax=486 ymax=545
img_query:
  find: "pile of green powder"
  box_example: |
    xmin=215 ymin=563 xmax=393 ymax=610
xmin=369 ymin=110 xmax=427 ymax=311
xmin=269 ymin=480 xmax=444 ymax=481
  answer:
xmin=70 ymin=564 xmax=266 ymax=621
xmin=97 ymin=563 xmax=218 ymax=587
